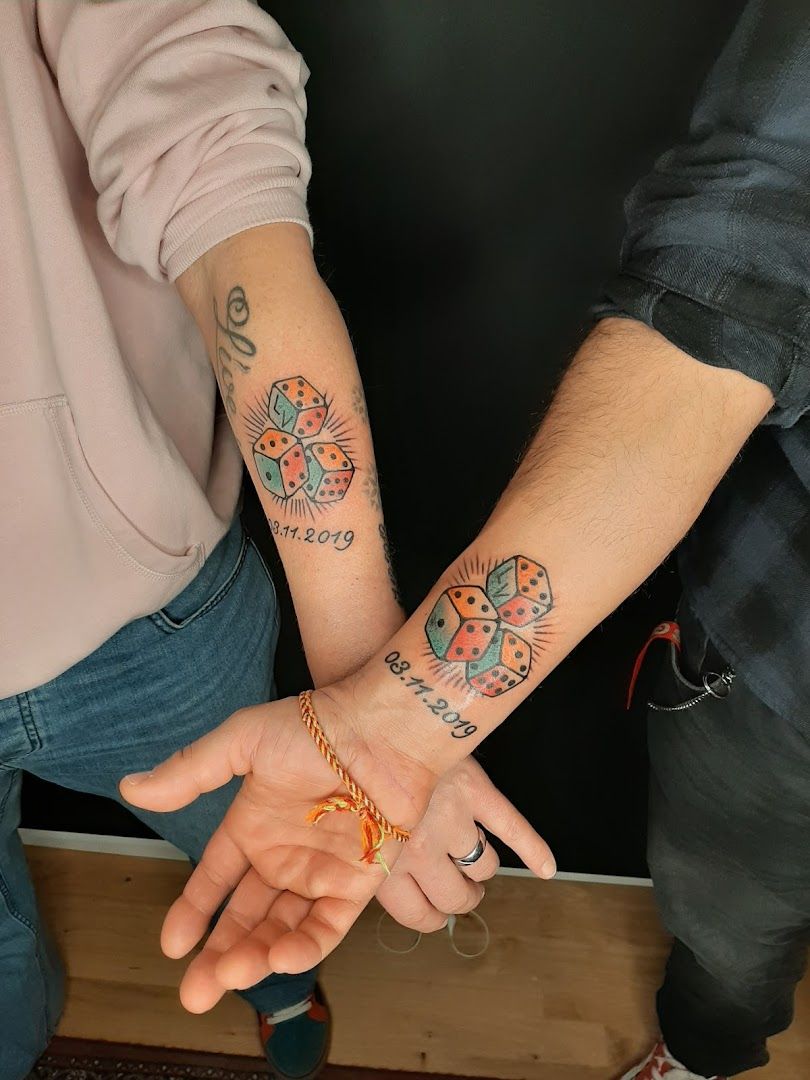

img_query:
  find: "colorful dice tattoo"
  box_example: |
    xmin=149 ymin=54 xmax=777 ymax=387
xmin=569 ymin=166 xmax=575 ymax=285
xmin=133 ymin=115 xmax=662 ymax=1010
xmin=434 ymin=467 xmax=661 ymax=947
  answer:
xmin=425 ymin=555 xmax=553 ymax=698
xmin=244 ymin=376 xmax=355 ymax=517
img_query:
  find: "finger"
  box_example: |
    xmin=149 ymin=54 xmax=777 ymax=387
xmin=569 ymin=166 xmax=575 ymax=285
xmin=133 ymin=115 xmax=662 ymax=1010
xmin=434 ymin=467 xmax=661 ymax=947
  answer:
xmin=477 ymin=785 xmax=556 ymax=879
xmin=119 ymin=708 xmax=261 ymax=812
xmin=455 ymin=842 xmax=500 ymax=884
xmin=161 ymin=827 xmax=252 ymax=958
xmin=377 ymin=873 xmax=448 ymax=933
xmin=215 ymin=891 xmax=313 ymax=990
xmin=178 ymin=949 xmax=229 ymax=1014
xmin=419 ymin=859 xmax=485 ymax=917
xmin=266 ymin=894 xmax=363 ymax=973
xmin=178 ymin=870 xmax=280 ymax=1013
xmin=252 ymin=843 xmax=370 ymax=904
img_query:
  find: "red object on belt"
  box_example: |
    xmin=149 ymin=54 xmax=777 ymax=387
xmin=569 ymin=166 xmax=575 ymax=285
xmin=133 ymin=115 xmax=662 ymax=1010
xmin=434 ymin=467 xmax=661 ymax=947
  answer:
xmin=626 ymin=620 xmax=681 ymax=710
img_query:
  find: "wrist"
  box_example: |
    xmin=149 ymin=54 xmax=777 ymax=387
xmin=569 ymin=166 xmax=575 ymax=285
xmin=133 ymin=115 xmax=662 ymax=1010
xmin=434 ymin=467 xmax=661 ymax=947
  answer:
xmin=334 ymin=655 xmax=463 ymax=783
xmin=311 ymin=677 xmax=439 ymax=832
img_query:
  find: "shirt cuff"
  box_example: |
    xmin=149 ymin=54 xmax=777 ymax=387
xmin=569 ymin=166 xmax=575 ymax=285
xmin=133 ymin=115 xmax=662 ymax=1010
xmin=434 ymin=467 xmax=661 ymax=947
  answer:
xmin=592 ymin=249 xmax=810 ymax=429
xmin=162 ymin=166 xmax=313 ymax=282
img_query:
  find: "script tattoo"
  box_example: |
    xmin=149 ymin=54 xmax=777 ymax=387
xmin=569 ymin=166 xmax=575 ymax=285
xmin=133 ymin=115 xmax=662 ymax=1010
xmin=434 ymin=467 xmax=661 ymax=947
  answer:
xmin=379 ymin=522 xmax=402 ymax=605
xmin=364 ymin=472 xmax=382 ymax=511
xmin=213 ymin=285 xmax=256 ymax=415
xmin=423 ymin=555 xmax=554 ymax=698
xmin=351 ymin=384 xmax=368 ymax=422
xmin=243 ymin=376 xmax=357 ymax=522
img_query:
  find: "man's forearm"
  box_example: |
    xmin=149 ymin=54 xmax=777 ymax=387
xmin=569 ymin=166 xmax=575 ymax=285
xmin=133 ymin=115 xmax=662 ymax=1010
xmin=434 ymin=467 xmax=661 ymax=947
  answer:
xmin=176 ymin=223 xmax=404 ymax=686
xmin=333 ymin=318 xmax=773 ymax=776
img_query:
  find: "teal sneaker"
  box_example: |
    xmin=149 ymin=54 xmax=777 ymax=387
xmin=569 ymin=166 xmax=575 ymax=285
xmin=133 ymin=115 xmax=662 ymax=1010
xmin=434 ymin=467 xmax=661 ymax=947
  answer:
xmin=258 ymin=984 xmax=331 ymax=1080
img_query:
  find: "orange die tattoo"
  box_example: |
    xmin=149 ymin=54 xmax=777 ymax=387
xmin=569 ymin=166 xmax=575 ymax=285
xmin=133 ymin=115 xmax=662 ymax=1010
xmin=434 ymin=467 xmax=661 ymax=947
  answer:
xmin=424 ymin=556 xmax=554 ymax=698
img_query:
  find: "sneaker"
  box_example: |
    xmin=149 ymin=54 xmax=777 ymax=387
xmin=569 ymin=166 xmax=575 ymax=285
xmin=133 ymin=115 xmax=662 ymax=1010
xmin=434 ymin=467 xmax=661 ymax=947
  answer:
xmin=258 ymin=984 xmax=331 ymax=1080
xmin=619 ymin=1040 xmax=724 ymax=1080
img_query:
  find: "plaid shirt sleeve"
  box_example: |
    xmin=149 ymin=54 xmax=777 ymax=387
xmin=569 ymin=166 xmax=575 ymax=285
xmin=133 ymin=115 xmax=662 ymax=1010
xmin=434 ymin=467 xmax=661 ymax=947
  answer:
xmin=592 ymin=0 xmax=810 ymax=429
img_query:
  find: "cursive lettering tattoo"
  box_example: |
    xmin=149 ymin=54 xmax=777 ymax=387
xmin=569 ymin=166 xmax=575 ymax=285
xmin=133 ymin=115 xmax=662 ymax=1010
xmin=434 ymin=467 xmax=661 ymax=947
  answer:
xmin=379 ymin=522 xmax=402 ymax=604
xmin=244 ymin=376 xmax=357 ymax=521
xmin=424 ymin=555 xmax=554 ymax=698
xmin=383 ymin=650 xmax=477 ymax=738
xmin=351 ymin=384 xmax=368 ymax=422
xmin=213 ymin=285 xmax=256 ymax=415
xmin=364 ymin=472 xmax=382 ymax=511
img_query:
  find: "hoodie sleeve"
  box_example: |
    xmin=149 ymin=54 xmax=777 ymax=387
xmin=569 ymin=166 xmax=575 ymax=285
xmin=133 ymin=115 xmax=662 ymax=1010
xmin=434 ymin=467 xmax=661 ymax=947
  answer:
xmin=36 ymin=0 xmax=312 ymax=282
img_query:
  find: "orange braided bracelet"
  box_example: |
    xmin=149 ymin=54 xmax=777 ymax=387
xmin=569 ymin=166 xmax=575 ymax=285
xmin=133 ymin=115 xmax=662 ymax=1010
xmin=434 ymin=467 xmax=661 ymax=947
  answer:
xmin=299 ymin=689 xmax=410 ymax=872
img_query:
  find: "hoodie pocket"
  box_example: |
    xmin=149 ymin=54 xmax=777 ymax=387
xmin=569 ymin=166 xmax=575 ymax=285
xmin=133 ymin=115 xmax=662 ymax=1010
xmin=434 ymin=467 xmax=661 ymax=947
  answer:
xmin=43 ymin=396 xmax=201 ymax=578
xmin=0 ymin=396 xmax=203 ymax=696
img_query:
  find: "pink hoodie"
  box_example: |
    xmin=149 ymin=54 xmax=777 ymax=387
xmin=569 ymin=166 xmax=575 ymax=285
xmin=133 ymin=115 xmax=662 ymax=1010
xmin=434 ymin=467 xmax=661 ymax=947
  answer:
xmin=1 ymin=1 xmax=312 ymax=696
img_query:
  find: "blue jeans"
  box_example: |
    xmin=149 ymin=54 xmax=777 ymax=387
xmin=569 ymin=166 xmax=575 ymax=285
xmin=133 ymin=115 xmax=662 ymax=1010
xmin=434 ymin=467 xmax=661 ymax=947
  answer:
xmin=0 ymin=518 xmax=316 ymax=1079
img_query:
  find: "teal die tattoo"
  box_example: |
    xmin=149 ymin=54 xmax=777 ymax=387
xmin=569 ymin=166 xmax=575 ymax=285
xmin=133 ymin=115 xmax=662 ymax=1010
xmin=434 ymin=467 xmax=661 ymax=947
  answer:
xmin=269 ymin=377 xmax=327 ymax=438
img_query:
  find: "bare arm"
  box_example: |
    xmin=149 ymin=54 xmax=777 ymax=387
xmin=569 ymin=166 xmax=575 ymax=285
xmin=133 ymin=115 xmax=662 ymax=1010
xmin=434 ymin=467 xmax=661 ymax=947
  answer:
xmin=337 ymin=317 xmax=773 ymax=774
xmin=175 ymin=223 xmax=403 ymax=686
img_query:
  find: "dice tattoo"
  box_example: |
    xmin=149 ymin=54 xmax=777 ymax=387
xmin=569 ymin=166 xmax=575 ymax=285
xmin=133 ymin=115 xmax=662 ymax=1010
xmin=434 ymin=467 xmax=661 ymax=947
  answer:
xmin=467 ymin=628 xmax=532 ymax=697
xmin=304 ymin=442 xmax=355 ymax=503
xmin=486 ymin=556 xmax=553 ymax=627
xmin=269 ymin=376 xmax=327 ymax=438
xmin=426 ymin=586 xmax=498 ymax=662
xmin=424 ymin=554 xmax=553 ymax=698
xmin=247 ymin=375 xmax=355 ymax=511
xmin=253 ymin=428 xmax=308 ymax=498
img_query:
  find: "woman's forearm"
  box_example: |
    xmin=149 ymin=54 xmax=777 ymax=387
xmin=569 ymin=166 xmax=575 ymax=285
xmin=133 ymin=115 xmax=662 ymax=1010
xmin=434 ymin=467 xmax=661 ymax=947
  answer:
xmin=176 ymin=223 xmax=404 ymax=686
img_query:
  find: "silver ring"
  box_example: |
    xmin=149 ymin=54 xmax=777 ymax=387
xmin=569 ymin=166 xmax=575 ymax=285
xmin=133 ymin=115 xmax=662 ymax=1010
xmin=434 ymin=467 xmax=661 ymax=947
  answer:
xmin=452 ymin=825 xmax=488 ymax=867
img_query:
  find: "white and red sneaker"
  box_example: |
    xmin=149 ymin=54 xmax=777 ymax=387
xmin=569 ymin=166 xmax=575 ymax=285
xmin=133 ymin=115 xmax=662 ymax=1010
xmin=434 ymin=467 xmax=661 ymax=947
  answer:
xmin=619 ymin=1040 xmax=724 ymax=1080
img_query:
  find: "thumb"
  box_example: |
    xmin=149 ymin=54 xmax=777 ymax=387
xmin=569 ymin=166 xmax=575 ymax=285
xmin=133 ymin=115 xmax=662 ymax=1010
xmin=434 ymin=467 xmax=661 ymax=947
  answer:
xmin=119 ymin=709 xmax=260 ymax=813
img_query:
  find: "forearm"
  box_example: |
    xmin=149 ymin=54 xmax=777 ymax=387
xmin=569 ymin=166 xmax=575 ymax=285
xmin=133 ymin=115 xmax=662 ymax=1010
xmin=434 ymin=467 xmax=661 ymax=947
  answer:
xmin=176 ymin=223 xmax=404 ymax=685
xmin=334 ymin=318 xmax=773 ymax=776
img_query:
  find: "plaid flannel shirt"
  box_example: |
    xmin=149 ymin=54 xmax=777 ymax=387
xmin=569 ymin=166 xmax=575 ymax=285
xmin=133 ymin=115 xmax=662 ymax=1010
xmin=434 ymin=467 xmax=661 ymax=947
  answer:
xmin=593 ymin=0 xmax=810 ymax=721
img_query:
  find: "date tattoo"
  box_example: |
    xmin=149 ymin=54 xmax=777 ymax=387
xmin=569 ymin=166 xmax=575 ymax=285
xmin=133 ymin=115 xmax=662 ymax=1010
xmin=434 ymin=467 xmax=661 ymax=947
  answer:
xmin=267 ymin=518 xmax=354 ymax=552
xmin=424 ymin=555 xmax=554 ymax=698
xmin=384 ymin=651 xmax=477 ymax=739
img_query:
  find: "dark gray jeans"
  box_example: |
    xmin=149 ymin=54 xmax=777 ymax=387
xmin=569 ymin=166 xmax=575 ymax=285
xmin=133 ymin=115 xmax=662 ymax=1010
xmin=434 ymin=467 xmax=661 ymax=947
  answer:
xmin=649 ymin=601 xmax=810 ymax=1077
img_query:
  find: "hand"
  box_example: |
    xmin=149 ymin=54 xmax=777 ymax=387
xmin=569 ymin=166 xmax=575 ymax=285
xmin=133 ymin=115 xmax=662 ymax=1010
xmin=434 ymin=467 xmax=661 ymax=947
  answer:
xmin=120 ymin=683 xmax=437 ymax=991
xmin=149 ymin=755 xmax=554 ymax=1014
xmin=376 ymin=756 xmax=555 ymax=932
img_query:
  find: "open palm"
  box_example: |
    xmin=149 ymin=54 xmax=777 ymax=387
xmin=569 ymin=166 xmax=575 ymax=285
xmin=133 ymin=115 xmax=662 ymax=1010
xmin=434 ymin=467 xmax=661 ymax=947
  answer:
xmin=120 ymin=690 xmax=436 ymax=982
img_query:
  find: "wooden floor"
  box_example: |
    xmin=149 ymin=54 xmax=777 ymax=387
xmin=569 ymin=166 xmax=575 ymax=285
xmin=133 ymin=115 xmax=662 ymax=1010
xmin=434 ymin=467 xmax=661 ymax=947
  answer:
xmin=28 ymin=847 xmax=810 ymax=1079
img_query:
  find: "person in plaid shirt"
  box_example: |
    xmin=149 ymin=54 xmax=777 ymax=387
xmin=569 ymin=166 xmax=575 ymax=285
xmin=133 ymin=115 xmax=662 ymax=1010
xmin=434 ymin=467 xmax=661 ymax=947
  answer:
xmin=594 ymin=2 xmax=810 ymax=1076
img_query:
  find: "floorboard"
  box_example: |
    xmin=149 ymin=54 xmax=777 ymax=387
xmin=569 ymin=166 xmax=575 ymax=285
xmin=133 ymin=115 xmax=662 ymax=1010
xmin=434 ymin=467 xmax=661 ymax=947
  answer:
xmin=27 ymin=847 xmax=810 ymax=1078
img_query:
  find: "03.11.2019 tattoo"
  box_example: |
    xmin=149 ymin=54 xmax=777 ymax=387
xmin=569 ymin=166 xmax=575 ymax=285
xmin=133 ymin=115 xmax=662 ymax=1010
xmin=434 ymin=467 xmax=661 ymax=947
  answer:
xmin=267 ymin=518 xmax=354 ymax=552
xmin=383 ymin=651 xmax=478 ymax=739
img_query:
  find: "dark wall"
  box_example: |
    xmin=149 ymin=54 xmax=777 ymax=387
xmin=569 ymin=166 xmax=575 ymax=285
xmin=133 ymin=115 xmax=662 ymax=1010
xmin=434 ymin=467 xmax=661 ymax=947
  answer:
xmin=23 ymin=1 xmax=744 ymax=875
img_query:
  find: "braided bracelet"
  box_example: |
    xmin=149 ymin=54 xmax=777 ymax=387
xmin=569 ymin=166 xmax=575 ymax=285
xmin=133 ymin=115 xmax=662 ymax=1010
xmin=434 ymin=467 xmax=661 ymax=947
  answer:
xmin=299 ymin=689 xmax=410 ymax=873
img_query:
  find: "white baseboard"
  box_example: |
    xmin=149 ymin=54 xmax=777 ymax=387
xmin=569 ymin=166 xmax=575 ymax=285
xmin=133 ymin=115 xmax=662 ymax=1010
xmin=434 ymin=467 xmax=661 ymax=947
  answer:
xmin=19 ymin=828 xmax=653 ymax=886
xmin=20 ymin=828 xmax=186 ymax=861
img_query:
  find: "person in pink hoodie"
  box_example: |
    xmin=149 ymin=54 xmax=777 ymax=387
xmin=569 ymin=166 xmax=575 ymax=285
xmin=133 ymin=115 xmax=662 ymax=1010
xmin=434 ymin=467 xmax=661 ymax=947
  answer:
xmin=0 ymin=3 xmax=554 ymax=1078
xmin=120 ymin=4 xmax=810 ymax=1080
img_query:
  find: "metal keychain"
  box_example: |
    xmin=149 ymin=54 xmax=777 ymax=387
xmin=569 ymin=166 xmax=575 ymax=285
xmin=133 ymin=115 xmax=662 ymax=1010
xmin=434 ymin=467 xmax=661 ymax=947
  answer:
xmin=648 ymin=669 xmax=735 ymax=712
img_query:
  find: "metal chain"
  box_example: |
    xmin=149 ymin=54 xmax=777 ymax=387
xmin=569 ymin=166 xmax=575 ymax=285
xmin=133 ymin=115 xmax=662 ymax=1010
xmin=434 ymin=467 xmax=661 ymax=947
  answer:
xmin=648 ymin=669 xmax=735 ymax=713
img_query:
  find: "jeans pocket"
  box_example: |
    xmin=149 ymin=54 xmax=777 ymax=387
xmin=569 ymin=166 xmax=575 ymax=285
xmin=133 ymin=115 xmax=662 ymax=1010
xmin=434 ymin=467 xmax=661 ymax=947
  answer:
xmin=150 ymin=525 xmax=249 ymax=633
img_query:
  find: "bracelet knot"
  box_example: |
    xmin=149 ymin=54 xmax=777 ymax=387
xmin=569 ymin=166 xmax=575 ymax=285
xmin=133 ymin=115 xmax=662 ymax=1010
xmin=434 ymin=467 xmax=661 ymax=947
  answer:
xmin=299 ymin=690 xmax=410 ymax=873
